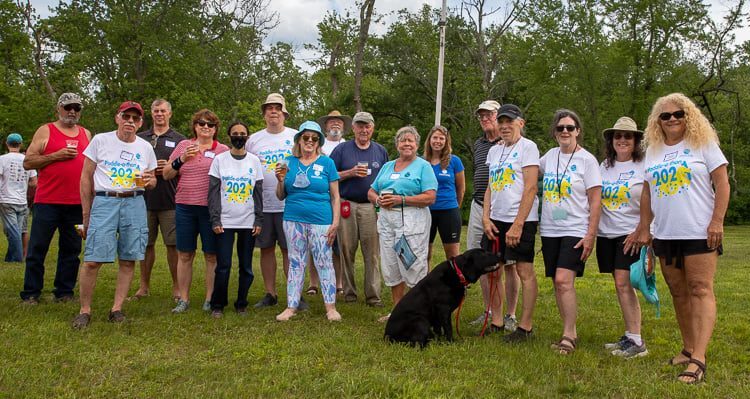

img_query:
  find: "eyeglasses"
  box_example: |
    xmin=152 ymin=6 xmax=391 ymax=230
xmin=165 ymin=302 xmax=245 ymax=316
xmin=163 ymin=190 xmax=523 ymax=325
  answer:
xmin=195 ymin=120 xmax=217 ymax=128
xmin=150 ymin=135 xmax=158 ymax=148
xmin=658 ymin=110 xmax=685 ymax=121
xmin=555 ymin=125 xmax=577 ymax=133
xmin=476 ymin=112 xmax=496 ymax=121
xmin=63 ymin=104 xmax=82 ymax=112
xmin=301 ymin=135 xmax=320 ymax=142
xmin=613 ymin=132 xmax=634 ymax=140
xmin=120 ymin=113 xmax=142 ymax=123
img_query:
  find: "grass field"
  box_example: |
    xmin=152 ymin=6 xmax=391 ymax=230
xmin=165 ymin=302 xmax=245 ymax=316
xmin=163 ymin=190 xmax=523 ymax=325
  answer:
xmin=1 ymin=226 xmax=749 ymax=398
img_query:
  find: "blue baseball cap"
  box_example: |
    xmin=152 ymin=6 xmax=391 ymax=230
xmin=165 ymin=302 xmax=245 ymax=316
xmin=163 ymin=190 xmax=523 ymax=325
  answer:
xmin=295 ymin=121 xmax=325 ymax=146
xmin=6 ymin=133 xmax=23 ymax=144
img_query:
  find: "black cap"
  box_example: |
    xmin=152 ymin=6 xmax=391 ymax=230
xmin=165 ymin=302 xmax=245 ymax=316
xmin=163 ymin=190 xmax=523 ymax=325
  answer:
xmin=497 ymin=104 xmax=523 ymax=120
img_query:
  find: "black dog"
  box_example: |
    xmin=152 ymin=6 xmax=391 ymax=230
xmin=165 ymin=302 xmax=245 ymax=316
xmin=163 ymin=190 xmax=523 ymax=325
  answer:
xmin=384 ymin=249 xmax=502 ymax=348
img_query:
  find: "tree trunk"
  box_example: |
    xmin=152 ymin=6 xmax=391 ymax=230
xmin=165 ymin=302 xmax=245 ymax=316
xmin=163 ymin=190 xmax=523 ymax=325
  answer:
xmin=353 ymin=0 xmax=375 ymax=113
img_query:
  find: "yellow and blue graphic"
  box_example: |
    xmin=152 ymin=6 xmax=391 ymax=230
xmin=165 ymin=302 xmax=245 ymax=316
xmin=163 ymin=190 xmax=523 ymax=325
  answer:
xmin=542 ymin=172 xmax=572 ymax=204
xmin=258 ymin=146 xmax=292 ymax=173
xmin=222 ymin=175 xmax=253 ymax=204
xmin=601 ymin=180 xmax=632 ymax=210
xmin=104 ymin=160 xmax=141 ymax=189
xmin=489 ymin=163 xmax=517 ymax=192
xmin=648 ymin=160 xmax=692 ymax=198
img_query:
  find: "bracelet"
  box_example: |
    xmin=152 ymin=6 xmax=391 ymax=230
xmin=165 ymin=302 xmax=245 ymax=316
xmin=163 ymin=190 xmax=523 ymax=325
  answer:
xmin=171 ymin=157 xmax=183 ymax=170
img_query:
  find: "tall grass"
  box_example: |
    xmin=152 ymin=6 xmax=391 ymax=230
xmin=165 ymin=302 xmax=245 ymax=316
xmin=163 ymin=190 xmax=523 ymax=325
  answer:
xmin=0 ymin=226 xmax=748 ymax=398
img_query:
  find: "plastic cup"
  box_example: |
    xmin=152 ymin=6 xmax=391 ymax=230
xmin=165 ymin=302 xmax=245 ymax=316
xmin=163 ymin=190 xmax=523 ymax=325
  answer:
xmin=134 ymin=172 xmax=145 ymax=189
xmin=66 ymin=140 xmax=78 ymax=149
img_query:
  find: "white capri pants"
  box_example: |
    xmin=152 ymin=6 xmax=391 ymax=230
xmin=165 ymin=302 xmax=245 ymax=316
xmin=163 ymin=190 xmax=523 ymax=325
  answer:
xmin=377 ymin=206 xmax=431 ymax=288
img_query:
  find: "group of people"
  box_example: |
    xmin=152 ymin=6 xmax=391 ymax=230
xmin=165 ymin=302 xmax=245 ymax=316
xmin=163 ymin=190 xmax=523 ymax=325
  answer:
xmin=5 ymin=91 xmax=727 ymax=385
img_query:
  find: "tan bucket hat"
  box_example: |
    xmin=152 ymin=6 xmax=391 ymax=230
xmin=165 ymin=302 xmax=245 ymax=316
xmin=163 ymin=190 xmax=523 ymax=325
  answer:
xmin=317 ymin=110 xmax=352 ymax=134
xmin=261 ymin=93 xmax=289 ymax=118
xmin=602 ymin=116 xmax=643 ymax=140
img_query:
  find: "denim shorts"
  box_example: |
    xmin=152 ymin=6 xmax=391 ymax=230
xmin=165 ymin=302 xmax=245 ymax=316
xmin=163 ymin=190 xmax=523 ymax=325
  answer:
xmin=175 ymin=204 xmax=217 ymax=253
xmin=84 ymin=196 xmax=148 ymax=263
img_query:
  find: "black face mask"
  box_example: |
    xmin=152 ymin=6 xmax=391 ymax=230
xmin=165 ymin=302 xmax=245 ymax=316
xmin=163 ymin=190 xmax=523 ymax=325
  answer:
xmin=230 ymin=135 xmax=248 ymax=149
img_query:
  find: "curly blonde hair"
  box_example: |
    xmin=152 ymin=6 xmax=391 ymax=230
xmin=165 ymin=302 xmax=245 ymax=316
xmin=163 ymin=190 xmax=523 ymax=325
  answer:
xmin=644 ymin=93 xmax=719 ymax=150
xmin=423 ymin=125 xmax=452 ymax=170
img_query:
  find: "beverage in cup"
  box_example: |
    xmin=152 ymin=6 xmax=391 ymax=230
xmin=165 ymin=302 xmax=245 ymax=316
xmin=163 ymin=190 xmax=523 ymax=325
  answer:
xmin=134 ymin=171 xmax=145 ymax=189
xmin=66 ymin=140 xmax=78 ymax=150
xmin=75 ymin=224 xmax=84 ymax=237
xmin=357 ymin=161 xmax=369 ymax=176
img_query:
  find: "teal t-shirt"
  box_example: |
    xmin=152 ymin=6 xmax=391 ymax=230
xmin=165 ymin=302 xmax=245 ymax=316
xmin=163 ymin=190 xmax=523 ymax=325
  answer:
xmin=283 ymin=155 xmax=339 ymax=225
xmin=371 ymin=157 xmax=438 ymax=196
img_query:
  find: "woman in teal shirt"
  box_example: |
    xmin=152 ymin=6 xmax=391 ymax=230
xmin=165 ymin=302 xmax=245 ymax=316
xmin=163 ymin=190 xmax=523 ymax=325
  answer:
xmin=368 ymin=126 xmax=437 ymax=323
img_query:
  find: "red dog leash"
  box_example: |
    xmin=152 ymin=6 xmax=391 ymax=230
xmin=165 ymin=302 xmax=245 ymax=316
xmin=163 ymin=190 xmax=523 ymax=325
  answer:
xmin=451 ymin=257 xmax=470 ymax=338
xmin=479 ymin=237 xmax=502 ymax=337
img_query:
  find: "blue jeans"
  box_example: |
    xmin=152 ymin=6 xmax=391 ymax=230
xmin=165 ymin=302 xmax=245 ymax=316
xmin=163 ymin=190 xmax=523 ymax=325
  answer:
xmin=0 ymin=203 xmax=28 ymax=262
xmin=210 ymin=229 xmax=255 ymax=310
xmin=21 ymin=204 xmax=82 ymax=300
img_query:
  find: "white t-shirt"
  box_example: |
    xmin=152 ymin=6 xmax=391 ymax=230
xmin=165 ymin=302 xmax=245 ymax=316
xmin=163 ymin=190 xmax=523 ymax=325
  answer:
xmin=245 ymin=127 xmax=296 ymax=213
xmin=486 ymin=137 xmax=540 ymax=223
xmin=539 ymin=147 xmax=602 ymax=237
xmin=644 ymin=140 xmax=727 ymax=239
xmin=0 ymin=152 xmax=37 ymax=204
xmin=321 ymin=138 xmax=345 ymax=156
xmin=598 ymin=160 xmax=644 ymax=238
xmin=83 ymin=131 xmax=157 ymax=192
xmin=209 ymin=152 xmax=264 ymax=229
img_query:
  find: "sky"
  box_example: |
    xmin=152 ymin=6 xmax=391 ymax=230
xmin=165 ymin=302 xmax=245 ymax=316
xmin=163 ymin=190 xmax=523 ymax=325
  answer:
xmin=29 ymin=0 xmax=750 ymax=67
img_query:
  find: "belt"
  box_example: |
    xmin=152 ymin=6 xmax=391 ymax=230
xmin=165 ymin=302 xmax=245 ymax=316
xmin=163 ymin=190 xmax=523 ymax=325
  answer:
xmin=95 ymin=191 xmax=144 ymax=198
xmin=343 ymin=198 xmax=370 ymax=204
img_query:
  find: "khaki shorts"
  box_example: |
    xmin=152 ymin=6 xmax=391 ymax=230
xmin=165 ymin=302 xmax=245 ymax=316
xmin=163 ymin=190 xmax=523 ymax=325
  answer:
xmin=147 ymin=209 xmax=177 ymax=246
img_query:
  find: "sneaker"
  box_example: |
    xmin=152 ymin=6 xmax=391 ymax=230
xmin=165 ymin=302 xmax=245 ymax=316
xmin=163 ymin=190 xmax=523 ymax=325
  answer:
xmin=21 ymin=297 xmax=40 ymax=305
xmin=254 ymin=293 xmax=278 ymax=308
xmin=504 ymin=314 xmax=518 ymax=332
xmin=108 ymin=310 xmax=126 ymax=323
xmin=604 ymin=335 xmax=629 ymax=350
xmin=172 ymin=299 xmax=189 ymax=313
xmin=469 ymin=311 xmax=491 ymax=325
xmin=503 ymin=327 xmax=534 ymax=343
xmin=612 ymin=339 xmax=648 ymax=358
xmin=236 ymin=307 xmax=248 ymax=316
xmin=211 ymin=309 xmax=223 ymax=319
xmin=53 ymin=295 xmax=75 ymax=303
xmin=202 ymin=301 xmax=211 ymax=312
xmin=297 ymin=297 xmax=310 ymax=311
xmin=71 ymin=313 xmax=91 ymax=329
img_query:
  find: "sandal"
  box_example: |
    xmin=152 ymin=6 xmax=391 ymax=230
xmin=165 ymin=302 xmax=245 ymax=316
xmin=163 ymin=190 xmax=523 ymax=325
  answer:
xmin=305 ymin=286 xmax=319 ymax=296
xmin=668 ymin=349 xmax=692 ymax=366
xmin=678 ymin=358 xmax=706 ymax=384
xmin=552 ymin=336 xmax=577 ymax=355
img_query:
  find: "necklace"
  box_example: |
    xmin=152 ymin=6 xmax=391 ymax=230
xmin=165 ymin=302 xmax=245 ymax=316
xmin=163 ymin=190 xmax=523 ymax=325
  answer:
xmin=555 ymin=145 xmax=578 ymax=196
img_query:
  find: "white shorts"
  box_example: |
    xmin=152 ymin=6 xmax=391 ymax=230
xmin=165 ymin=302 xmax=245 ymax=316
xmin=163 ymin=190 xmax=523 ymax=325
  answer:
xmin=377 ymin=206 xmax=430 ymax=288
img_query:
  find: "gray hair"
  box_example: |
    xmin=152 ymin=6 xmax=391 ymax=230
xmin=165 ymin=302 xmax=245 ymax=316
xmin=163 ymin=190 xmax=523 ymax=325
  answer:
xmin=394 ymin=126 xmax=420 ymax=146
xmin=151 ymin=98 xmax=172 ymax=111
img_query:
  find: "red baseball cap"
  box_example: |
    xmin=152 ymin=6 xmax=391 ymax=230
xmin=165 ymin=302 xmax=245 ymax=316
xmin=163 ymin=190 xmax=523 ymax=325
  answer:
xmin=117 ymin=101 xmax=144 ymax=116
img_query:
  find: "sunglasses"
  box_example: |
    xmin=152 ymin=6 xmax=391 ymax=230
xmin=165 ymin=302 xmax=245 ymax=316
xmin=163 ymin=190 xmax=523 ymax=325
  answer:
xmin=658 ymin=110 xmax=685 ymax=121
xmin=120 ymin=113 xmax=142 ymax=122
xmin=301 ymin=135 xmax=320 ymax=142
xmin=555 ymin=125 xmax=577 ymax=133
xmin=63 ymin=104 xmax=82 ymax=112
xmin=195 ymin=120 xmax=217 ymax=128
xmin=613 ymin=132 xmax=634 ymax=140
xmin=150 ymin=135 xmax=158 ymax=148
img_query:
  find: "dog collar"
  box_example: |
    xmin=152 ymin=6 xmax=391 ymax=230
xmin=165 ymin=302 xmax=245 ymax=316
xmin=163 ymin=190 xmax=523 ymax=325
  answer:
xmin=450 ymin=258 xmax=469 ymax=287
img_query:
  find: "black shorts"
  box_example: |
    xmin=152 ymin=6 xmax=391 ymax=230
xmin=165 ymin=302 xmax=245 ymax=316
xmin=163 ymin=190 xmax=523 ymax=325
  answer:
xmin=480 ymin=220 xmax=537 ymax=263
xmin=429 ymin=208 xmax=462 ymax=244
xmin=652 ymin=238 xmax=723 ymax=269
xmin=596 ymin=235 xmax=639 ymax=273
xmin=541 ymin=236 xmax=585 ymax=278
xmin=256 ymin=212 xmax=287 ymax=250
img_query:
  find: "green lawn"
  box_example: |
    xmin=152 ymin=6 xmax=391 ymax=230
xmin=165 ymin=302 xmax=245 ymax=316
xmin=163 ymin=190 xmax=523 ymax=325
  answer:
xmin=1 ymin=226 xmax=749 ymax=398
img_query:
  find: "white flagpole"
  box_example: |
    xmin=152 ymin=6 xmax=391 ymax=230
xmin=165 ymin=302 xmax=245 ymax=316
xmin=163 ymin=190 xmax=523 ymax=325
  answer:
xmin=434 ymin=0 xmax=447 ymax=126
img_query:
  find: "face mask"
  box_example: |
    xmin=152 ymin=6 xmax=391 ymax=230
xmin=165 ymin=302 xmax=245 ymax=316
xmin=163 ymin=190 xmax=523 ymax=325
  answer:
xmin=327 ymin=129 xmax=342 ymax=140
xmin=230 ymin=135 xmax=248 ymax=149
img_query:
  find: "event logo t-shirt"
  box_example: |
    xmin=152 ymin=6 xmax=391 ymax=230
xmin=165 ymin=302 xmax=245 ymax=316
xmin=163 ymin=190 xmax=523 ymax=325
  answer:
xmin=209 ymin=152 xmax=264 ymax=228
xmin=486 ymin=137 xmax=540 ymax=223
xmin=245 ymin=127 xmax=296 ymax=213
xmin=644 ymin=141 xmax=727 ymax=239
xmin=598 ymin=160 xmax=644 ymax=238
xmin=539 ymin=147 xmax=601 ymax=238
xmin=83 ymin=131 xmax=157 ymax=192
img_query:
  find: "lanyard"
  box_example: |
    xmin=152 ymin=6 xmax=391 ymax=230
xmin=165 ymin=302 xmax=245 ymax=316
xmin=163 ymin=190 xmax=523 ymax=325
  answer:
xmin=497 ymin=140 xmax=518 ymax=168
xmin=555 ymin=146 xmax=578 ymax=196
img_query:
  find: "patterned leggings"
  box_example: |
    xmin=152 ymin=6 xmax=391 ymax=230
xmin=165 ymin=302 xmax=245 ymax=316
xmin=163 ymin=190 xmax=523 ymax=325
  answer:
xmin=283 ymin=221 xmax=336 ymax=307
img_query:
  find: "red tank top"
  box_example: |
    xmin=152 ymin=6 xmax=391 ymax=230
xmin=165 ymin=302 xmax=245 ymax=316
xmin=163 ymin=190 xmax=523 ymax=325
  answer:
xmin=34 ymin=123 xmax=90 ymax=204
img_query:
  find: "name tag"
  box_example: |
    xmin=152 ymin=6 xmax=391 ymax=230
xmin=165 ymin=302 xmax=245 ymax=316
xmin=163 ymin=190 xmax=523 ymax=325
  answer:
xmin=390 ymin=173 xmax=400 ymax=180
xmin=120 ymin=151 xmax=134 ymax=161
xmin=204 ymin=151 xmax=216 ymax=159
xmin=165 ymin=140 xmax=176 ymax=148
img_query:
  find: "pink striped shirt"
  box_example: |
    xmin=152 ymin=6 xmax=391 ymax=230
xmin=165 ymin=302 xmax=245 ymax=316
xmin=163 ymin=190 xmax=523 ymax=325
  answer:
xmin=168 ymin=139 xmax=229 ymax=206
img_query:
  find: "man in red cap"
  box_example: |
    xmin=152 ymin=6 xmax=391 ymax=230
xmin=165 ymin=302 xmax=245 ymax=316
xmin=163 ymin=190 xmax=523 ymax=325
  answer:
xmin=21 ymin=93 xmax=92 ymax=305
xmin=72 ymin=101 xmax=157 ymax=328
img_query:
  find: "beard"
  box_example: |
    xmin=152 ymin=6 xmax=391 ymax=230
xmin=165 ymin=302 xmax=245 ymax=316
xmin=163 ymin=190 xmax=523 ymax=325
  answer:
xmin=327 ymin=129 xmax=342 ymax=140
